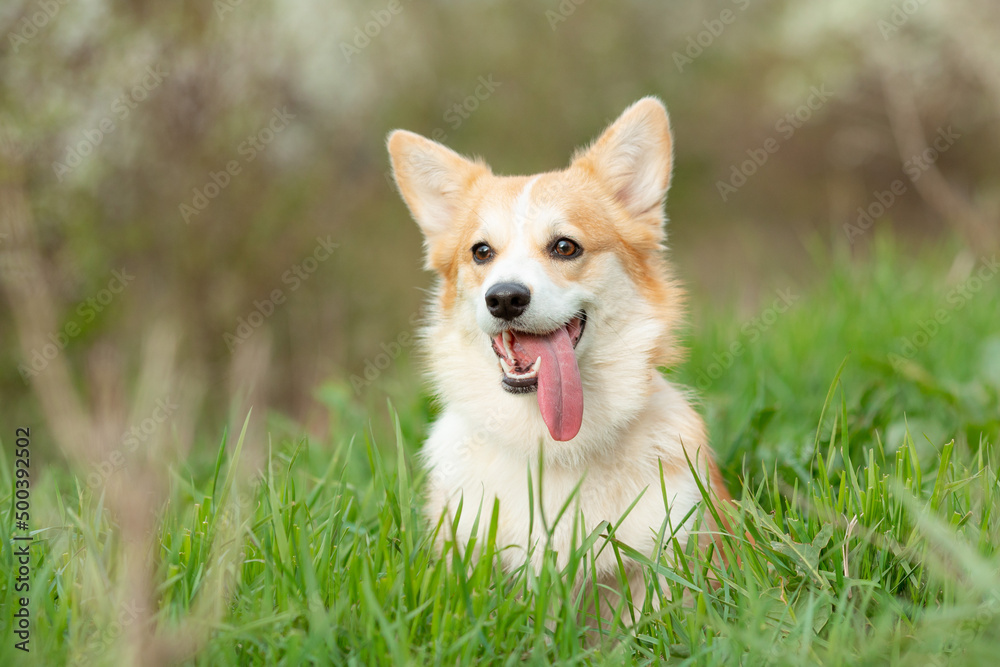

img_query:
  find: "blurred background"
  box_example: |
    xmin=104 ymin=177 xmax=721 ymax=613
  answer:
xmin=1 ymin=0 xmax=998 ymax=453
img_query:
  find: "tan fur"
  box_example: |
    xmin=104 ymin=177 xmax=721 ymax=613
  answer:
xmin=388 ymin=98 xmax=734 ymax=626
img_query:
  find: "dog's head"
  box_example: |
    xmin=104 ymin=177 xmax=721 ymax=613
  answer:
xmin=388 ymin=97 xmax=683 ymax=443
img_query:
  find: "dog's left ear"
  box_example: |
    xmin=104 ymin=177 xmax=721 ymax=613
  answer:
xmin=573 ymin=97 xmax=673 ymax=222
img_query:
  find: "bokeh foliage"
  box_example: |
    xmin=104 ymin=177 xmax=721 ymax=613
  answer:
xmin=2 ymin=0 xmax=998 ymax=428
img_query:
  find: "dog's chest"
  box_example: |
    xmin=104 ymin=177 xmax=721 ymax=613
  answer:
xmin=424 ymin=415 xmax=699 ymax=572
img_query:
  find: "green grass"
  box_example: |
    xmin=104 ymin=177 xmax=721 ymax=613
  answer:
xmin=3 ymin=237 xmax=999 ymax=665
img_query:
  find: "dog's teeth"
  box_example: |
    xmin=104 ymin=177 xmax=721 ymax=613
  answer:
xmin=503 ymin=330 xmax=515 ymax=359
xmin=499 ymin=357 xmax=514 ymax=375
xmin=533 ymin=356 xmax=542 ymax=373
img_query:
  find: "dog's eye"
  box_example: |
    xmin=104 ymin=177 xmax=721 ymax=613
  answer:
xmin=472 ymin=243 xmax=494 ymax=264
xmin=552 ymin=238 xmax=582 ymax=259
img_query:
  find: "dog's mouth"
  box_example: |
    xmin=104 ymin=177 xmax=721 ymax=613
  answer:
xmin=490 ymin=312 xmax=586 ymax=442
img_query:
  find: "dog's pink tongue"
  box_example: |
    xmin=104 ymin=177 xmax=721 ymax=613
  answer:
xmin=513 ymin=327 xmax=583 ymax=441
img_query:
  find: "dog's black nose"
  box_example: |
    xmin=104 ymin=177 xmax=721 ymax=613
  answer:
xmin=485 ymin=282 xmax=531 ymax=321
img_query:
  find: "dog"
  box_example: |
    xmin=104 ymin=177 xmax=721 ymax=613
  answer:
xmin=387 ymin=97 xmax=733 ymax=622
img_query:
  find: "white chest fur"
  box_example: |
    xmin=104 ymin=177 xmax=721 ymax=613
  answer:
xmin=421 ymin=374 xmax=710 ymax=577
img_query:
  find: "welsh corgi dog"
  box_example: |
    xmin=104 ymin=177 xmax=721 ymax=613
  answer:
xmin=388 ymin=97 xmax=733 ymax=621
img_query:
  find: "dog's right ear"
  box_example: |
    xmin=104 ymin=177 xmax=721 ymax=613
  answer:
xmin=387 ymin=130 xmax=489 ymax=245
xmin=571 ymin=97 xmax=673 ymax=229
